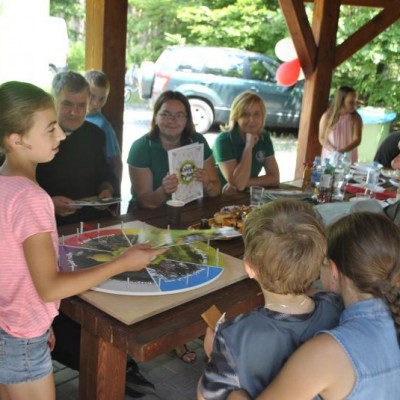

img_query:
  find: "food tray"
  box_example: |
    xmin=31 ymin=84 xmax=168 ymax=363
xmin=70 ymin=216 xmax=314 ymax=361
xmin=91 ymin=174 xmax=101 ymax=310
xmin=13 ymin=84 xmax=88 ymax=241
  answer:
xmin=188 ymin=218 xmax=242 ymax=239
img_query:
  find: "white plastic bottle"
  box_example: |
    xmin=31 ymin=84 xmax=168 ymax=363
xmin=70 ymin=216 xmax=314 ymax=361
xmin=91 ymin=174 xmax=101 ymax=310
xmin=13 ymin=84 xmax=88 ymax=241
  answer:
xmin=342 ymin=151 xmax=352 ymax=181
xmin=333 ymin=159 xmax=345 ymax=201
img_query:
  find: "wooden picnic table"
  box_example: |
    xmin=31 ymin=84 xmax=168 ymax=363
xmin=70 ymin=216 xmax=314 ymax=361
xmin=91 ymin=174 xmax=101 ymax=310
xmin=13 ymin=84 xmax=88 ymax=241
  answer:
xmin=58 ymin=191 xmax=264 ymax=400
xmin=58 ymin=180 xmax=398 ymax=400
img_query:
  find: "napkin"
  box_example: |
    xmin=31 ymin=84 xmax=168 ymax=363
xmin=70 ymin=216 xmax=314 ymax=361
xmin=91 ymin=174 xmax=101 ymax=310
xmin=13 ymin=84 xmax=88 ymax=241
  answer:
xmin=345 ymin=184 xmax=396 ymax=200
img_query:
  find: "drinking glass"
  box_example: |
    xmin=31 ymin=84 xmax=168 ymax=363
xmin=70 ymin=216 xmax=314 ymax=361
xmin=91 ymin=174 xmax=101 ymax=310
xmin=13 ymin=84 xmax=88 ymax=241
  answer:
xmin=364 ymin=167 xmax=381 ymax=198
xmin=250 ymin=186 xmax=264 ymax=207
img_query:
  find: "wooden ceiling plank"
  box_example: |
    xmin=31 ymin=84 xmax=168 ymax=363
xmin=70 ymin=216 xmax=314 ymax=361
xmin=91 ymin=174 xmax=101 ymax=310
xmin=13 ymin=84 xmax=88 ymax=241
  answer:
xmin=335 ymin=2 xmax=400 ymax=66
xmin=304 ymin=0 xmax=396 ymax=7
xmin=279 ymin=0 xmax=317 ymax=76
xmin=85 ymin=0 xmax=105 ymax=70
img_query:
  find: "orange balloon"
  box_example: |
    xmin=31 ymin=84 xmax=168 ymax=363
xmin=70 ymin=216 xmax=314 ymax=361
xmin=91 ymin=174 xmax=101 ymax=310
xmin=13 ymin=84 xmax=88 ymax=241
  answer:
xmin=276 ymin=59 xmax=301 ymax=86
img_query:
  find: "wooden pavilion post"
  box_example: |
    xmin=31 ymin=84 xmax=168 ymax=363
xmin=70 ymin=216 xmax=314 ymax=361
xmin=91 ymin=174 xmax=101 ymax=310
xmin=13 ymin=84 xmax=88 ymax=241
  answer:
xmin=85 ymin=0 xmax=128 ymax=150
xmin=280 ymin=0 xmax=400 ymax=178
xmin=280 ymin=0 xmax=340 ymax=178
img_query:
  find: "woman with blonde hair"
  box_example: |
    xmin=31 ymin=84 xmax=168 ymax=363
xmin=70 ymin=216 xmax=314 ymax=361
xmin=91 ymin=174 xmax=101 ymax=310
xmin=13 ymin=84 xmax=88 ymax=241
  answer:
xmin=212 ymin=91 xmax=280 ymax=193
xmin=319 ymin=86 xmax=363 ymax=163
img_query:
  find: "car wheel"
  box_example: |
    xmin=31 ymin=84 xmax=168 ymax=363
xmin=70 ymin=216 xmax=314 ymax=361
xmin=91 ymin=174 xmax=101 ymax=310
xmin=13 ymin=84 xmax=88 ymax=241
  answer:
xmin=189 ymin=99 xmax=214 ymax=134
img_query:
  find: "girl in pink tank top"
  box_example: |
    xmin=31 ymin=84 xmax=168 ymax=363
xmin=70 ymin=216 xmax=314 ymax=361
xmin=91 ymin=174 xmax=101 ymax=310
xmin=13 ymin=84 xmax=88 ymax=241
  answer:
xmin=319 ymin=86 xmax=363 ymax=163
xmin=0 ymin=82 xmax=164 ymax=400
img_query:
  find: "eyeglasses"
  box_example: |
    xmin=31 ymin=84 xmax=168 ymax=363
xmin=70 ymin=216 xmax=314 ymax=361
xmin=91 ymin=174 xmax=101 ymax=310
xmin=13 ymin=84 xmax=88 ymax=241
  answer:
xmin=157 ymin=112 xmax=187 ymax=121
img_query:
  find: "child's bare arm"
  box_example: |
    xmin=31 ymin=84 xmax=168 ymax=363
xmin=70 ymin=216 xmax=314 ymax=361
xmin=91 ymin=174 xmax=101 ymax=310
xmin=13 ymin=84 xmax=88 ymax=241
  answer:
xmin=23 ymin=232 xmax=165 ymax=302
xmin=201 ymin=305 xmax=224 ymax=358
xmin=226 ymin=390 xmax=251 ymax=400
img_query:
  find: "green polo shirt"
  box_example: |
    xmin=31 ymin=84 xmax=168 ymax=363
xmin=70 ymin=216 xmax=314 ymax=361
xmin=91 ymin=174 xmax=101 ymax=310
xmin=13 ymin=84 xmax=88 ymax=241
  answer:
xmin=212 ymin=127 xmax=275 ymax=187
xmin=127 ymin=132 xmax=213 ymax=203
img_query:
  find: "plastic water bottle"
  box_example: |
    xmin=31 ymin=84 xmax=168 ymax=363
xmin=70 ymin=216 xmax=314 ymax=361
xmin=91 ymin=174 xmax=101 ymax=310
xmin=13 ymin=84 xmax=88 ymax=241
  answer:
xmin=365 ymin=161 xmax=382 ymax=198
xmin=342 ymin=151 xmax=352 ymax=181
xmin=311 ymin=156 xmax=322 ymax=197
xmin=319 ymin=159 xmax=335 ymax=203
xmin=333 ymin=159 xmax=345 ymax=201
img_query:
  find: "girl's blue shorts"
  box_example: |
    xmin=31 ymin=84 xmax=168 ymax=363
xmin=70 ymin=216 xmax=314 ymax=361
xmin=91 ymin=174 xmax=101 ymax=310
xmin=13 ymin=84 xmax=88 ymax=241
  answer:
xmin=0 ymin=326 xmax=53 ymax=384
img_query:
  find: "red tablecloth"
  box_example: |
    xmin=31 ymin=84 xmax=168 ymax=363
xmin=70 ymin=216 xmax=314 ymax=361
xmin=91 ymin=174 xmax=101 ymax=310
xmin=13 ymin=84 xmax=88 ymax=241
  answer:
xmin=345 ymin=184 xmax=396 ymax=200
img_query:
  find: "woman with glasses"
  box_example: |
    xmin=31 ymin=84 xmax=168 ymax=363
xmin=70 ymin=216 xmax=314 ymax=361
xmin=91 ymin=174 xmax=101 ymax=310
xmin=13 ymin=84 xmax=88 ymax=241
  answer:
xmin=212 ymin=91 xmax=280 ymax=194
xmin=319 ymin=86 xmax=363 ymax=163
xmin=128 ymin=90 xmax=220 ymax=208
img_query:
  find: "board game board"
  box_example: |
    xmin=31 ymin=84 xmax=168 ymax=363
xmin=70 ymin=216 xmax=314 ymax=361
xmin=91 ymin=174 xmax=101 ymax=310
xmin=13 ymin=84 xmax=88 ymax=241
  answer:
xmin=59 ymin=227 xmax=224 ymax=296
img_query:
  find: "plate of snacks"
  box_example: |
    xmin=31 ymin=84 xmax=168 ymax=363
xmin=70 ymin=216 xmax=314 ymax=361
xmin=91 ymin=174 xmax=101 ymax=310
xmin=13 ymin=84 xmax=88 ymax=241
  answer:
xmin=188 ymin=205 xmax=254 ymax=238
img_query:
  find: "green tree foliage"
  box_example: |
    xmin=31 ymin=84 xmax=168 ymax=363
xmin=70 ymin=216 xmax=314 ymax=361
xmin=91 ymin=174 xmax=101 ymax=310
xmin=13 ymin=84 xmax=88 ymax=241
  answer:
xmin=333 ymin=6 xmax=400 ymax=112
xmin=51 ymin=0 xmax=399 ymax=112
xmin=50 ymin=0 xmax=85 ymax=41
xmin=127 ymin=0 xmax=288 ymax=63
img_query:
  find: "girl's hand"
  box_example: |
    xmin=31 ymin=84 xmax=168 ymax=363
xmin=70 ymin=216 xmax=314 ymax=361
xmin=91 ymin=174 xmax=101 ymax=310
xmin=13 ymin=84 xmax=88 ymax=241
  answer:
xmin=195 ymin=167 xmax=210 ymax=188
xmin=48 ymin=326 xmax=56 ymax=352
xmin=245 ymin=133 xmax=259 ymax=148
xmin=162 ymin=173 xmax=179 ymax=195
xmin=117 ymin=243 xmax=166 ymax=272
xmin=222 ymin=182 xmax=239 ymax=194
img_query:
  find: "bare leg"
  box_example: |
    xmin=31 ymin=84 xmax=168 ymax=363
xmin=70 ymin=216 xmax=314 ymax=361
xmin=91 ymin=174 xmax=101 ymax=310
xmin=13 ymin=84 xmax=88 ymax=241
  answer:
xmin=0 ymin=384 xmax=11 ymax=400
xmin=1 ymin=373 xmax=55 ymax=400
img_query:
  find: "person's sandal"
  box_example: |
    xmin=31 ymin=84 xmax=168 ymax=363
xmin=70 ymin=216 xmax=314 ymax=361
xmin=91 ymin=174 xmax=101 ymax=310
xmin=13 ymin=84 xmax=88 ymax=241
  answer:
xmin=175 ymin=344 xmax=197 ymax=364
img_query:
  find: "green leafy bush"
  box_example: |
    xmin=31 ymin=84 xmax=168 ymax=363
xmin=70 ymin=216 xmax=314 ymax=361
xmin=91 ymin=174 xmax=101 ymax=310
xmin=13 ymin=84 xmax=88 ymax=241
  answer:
xmin=67 ymin=41 xmax=85 ymax=73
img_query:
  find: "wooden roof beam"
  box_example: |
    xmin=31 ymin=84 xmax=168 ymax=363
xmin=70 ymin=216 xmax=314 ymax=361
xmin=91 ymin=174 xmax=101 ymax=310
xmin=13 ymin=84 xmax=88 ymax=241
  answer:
xmin=304 ymin=0 xmax=396 ymax=7
xmin=335 ymin=1 xmax=400 ymax=66
xmin=279 ymin=0 xmax=317 ymax=76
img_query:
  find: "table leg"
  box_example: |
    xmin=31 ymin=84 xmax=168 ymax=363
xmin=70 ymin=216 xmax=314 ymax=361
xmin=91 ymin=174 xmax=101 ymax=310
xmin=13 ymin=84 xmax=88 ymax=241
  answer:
xmin=79 ymin=327 xmax=126 ymax=400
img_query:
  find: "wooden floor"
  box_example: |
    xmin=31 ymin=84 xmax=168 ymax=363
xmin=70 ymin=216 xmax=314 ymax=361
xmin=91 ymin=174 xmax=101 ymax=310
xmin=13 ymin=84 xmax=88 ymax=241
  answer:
xmin=54 ymin=338 xmax=207 ymax=400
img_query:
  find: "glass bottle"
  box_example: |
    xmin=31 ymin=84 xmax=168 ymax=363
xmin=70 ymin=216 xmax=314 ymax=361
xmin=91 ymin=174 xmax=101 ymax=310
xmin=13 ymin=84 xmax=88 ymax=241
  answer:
xmin=301 ymin=162 xmax=313 ymax=192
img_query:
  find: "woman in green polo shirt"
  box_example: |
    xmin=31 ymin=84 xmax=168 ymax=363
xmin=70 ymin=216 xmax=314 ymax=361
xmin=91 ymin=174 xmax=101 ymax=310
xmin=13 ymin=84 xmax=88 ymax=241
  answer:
xmin=213 ymin=91 xmax=280 ymax=193
xmin=128 ymin=91 xmax=220 ymax=208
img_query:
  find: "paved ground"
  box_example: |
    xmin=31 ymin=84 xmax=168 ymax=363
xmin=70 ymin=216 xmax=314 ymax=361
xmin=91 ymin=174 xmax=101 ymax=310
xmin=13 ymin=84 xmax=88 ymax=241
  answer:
xmin=54 ymin=339 xmax=207 ymax=400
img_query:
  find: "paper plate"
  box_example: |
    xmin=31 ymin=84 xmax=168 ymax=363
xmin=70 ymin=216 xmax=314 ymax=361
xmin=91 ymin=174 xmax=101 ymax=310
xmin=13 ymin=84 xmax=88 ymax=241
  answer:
xmin=381 ymin=169 xmax=399 ymax=179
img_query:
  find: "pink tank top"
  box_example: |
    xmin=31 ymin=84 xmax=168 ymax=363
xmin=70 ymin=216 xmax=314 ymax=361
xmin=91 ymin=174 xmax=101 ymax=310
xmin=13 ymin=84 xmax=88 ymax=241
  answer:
xmin=0 ymin=176 xmax=59 ymax=338
xmin=321 ymin=113 xmax=358 ymax=163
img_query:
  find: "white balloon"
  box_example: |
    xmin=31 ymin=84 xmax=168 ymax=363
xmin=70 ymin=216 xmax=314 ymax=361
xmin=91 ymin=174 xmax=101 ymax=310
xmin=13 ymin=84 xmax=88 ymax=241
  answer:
xmin=275 ymin=38 xmax=297 ymax=62
xmin=298 ymin=68 xmax=305 ymax=80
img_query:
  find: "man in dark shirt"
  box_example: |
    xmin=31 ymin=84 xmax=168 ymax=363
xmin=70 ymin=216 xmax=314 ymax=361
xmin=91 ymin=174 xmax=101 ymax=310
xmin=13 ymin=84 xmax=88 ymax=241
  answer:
xmin=37 ymin=71 xmax=118 ymax=226
xmin=373 ymin=131 xmax=400 ymax=168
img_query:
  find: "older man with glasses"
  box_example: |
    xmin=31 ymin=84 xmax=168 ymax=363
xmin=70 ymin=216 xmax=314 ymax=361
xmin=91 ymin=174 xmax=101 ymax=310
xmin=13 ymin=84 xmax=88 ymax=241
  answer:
xmin=36 ymin=71 xmax=118 ymax=226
